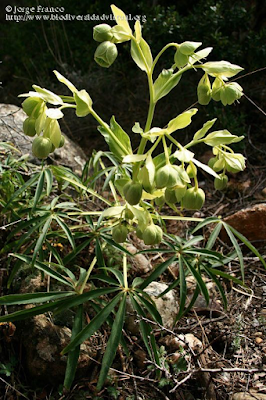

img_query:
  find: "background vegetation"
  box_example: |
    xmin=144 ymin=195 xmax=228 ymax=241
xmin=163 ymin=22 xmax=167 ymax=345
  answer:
xmin=1 ymin=0 xmax=266 ymax=157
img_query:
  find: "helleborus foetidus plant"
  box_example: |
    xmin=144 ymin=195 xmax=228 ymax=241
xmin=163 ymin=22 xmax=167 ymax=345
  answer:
xmin=5 ymin=2 xmax=260 ymax=392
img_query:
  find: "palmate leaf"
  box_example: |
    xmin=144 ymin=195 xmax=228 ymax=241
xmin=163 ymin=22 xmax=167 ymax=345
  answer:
xmin=11 ymin=254 xmax=74 ymax=287
xmin=97 ymin=293 xmax=127 ymax=391
xmin=61 ymin=292 xmax=123 ymax=355
xmin=64 ymin=304 xmax=83 ymax=390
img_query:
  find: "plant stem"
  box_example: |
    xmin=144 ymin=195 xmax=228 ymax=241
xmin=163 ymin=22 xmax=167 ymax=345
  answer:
xmin=123 ymin=252 xmax=128 ymax=289
xmin=162 ymin=136 xmax=170 ymax=164
xmin=151 ymin=42 xmax=179 ymax=74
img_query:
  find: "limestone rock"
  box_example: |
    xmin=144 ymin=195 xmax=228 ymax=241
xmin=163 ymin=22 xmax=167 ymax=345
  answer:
xmin=144 ymin=281 xmax=178 ymax=329
xmin=21 ymin=314 xmax=97 ymax=384
xmin=221 ymin=204 xmax=266 ymax=247
xmin=0 ymin=103 xmax=86 ymax=175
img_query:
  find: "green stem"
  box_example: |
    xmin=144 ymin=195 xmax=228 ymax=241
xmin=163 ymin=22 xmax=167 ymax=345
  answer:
xmin=162 ymin=136 xmax=170 ymax=164
xmin=151 ymin=43 xmax=179 ymax=74
xmin=99 ymin=157 xmax=119 ymax=203
xmin=123 ymin=252 xmax=128 ymax=289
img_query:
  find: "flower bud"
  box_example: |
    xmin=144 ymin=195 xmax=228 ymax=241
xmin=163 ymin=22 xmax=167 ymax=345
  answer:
xmin=93 ymin=24 xmax=113 ymax=42
xmin=182 ymin=187 xmax=205 ymax=210
xmin=174 ymin=49 xmax=189 ymax=68
xmin=156 ymin=165 xmax=184 ymax=189
xmin=112 ymin=224 xmax=128 ymax=243
xmin=123 ymin=181 xmax=143 ymax=205
xmin=94 ymin=41 xmax=118 ymax=68
xmin=23 ymin=117 xmax=36 ymax=137
xmin=143 ymin=224 xmax=163 ymax=245
xmin=136 ymin=227 xmax=144 ymax=240
xmin=197 ymin=74 xmax=212 ymax=105
xmin=208 ymin=157 xmax=218 ymax=169
xmin=155 ymin=195 xmax=165 ymax=207
xmin=179 ymin=41 xmax=202 ymax=55
xmin=32 ymin=136 xmax=52 ymax=159
xmin=175 ymin=186 xmax=187 ymax=202
xmin=214 ymin=174 xmax=228 ymax=190
xmin=165 ymin=188 xmax=178 ymax=204
xmin=124 ymin=208 xmax=134 ymax=220
xmin=211 ymin=78 xmax=223 ymax=101
xmin=22 ymin=97 xmax=42 ymax=116
xmin=220 ymin=82 xmax=243 ymax=106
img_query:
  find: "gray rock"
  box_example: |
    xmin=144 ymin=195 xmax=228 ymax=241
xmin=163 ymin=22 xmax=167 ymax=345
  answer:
xmin=0 ymin=103 xmax=86 ymax=175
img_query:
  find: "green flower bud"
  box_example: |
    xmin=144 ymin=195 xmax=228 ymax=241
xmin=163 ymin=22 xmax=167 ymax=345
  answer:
xmin=143 ymin=224 xmax=163 ymax=245
xmin=165 ymin=188 xmax=178 ymax=204
xmin=155 ymin=195 xmax=165 ymax=207
xmin=197 ymin=73 xmax=212 ymax=105
xmin=136 ymin=227 xmax=144 ymax=240
xmin=179 ymin=41 xmax=202 ymax=56
xmin=208 ymin=157 xmax=218 ymax=169
xmin=186 ymin=163 xmax=197 ymax=178
xmin=58 ymin=135 xmax=65 ymax=148
xmin=220 ymin=82 xmax=243 ymax=106
xmin=124 ymin=208 xmax=134 ymax=220
xmin=214 ymin=174 xmax=228 ymax=190
xmin=182 ymin=187 xmax=205 ymax=210
xmin=138 ymin=166 xmax=154 ymax=193
xmin=175 ymin=186 xmax=187 ymax=202
xmin=156 ymin=165 xmax=184 ymax=189
xmin=211 ymin=78 xmax=223 ymax=101
xmin=22 ymin=97 xmax=42 ymax=116
xmin=23 ymin=117 xmax=36 ymax=137
xmin=112 ymin=224 xmax=128 ymax=243
xmin=94 ymin=41 xmax=118 ymax=68
xmin=93 ymin=24 xmax=113 ymax=42
xmin=213 ymin=158 xmax=225 ymax=172
xmin=32 ymin=136 xmax=52 ymax=159
xmin=123 ymin=181 xmax=143 ymax=205
xmin=225 ymin=153 xmax=245 ymax=173
xmin=174 ymin=49 xmax=189 ymax=68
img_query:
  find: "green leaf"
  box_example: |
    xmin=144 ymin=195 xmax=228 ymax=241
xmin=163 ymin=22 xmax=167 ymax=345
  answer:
xmin=33 ymin=170 xmax=45 ymax=210
xmin=227 ymin=225 xmax=266 ymax=269
xmin=140 ymin=256 xmax=177 ymax=289
xmin=223 ymin=223 xmax=244 ymax=282
xmin=53 ymin=70 xmax=77 ymax=93
xmin=44 ymin=168 xmax=53 ymax=196
xmin=96 ymin=239 xmax=105 ymax=268
xmin=183 ymin=258 xmax=209 ymax=305
xmin=0 ymin=291 xmax=74 ymax=305
xmin=98 ymin=117 xmax=132 ymax=163
xmin=74 ymin=90 xmax=92 ymax=117
xmin=131 ymin=38 xmax=152 ymax=72
xmin=203 ymin=130 xmax=244 ymax=146
xmin=193 ymin=119 xmax=217 ymax=141
xmin=176 ymin=256 xmax=187 ymax=320
xmin=54 ymin=215 xmax=75 ymax=250
xmin=32 ymin=216 xmax=53 ymax=265
xmin=97 ymin=293 xmax=126 ymax=391
xmin=111 ymin=5 xmax=132 ymax=35
xmin=64 ymin=304 xmax=83 ymax=390
xmin=0 ymin=296 xmax=76 ymax=322
xmin=61 ymin=292 xmax=123 ymax=355
xmin=49 ymin=120 xmax=62 ymax=148
xmin=11 ymin=254 xmax=74 ymax=287
xmin=63 ymin=238 xmax=93 ymax=265
xmin=154 ymin=70 xmax=182 ymax=102
xmin=167 ymin=109 xmax=198 ymax=134
xmin=32 ymin=85 xmax=63 ymax=105
xmin=101 ymin=267 xmax=124 ymax=286
xmin=207 ymin=267 xmax=244 ymax=286
xmin=2 ymin=173 xmax=40 ymax=212
xmin=134 ymin=292 xmax=162 ymax=325
xmin=206 ymin=223 xmax=223 ymax=250
xmin=203 ymin=266 xmax=227 ymax=309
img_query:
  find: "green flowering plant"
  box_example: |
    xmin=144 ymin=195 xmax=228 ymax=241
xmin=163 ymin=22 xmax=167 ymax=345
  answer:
xmin=2 ymin=3 xmax=263 ymax=394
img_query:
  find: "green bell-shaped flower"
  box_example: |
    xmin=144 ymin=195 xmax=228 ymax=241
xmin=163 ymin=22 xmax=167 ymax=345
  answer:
xmin=220 ymin=82 xmax=243 ymax=106
xmin=32 ymin=136 xmax=52 ymax=159
xmin=197 ymin=73 xmax=212 ymax=105
xmin=112 ymin=224 xmax=128 ymax=243
xmin=93 ymin=24 xmax=113 ymax=42
xmin=214 ymin=174 xmax=228 ymax=190
xmin=156 ymin=165 xmax=185 ymax=189
xmin=182 ymin=187 xmax=205 ymax=210
xmin=143 ymin=224 xmax=163 ymax=245
xmin=23 ymin=117 xmax=37 ymax=137
xmin=94 ymin=41 xmax=118 ymax=68
xmin=123 ymin=181 xmax=143 ymax=205
xmin=22 ymin=97 xmax=42 ymax=117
